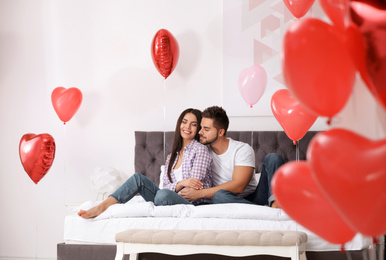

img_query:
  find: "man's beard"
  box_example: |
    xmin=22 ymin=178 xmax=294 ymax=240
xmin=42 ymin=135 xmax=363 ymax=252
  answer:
xmin=200 ymin=133 xmax=218 ymax=145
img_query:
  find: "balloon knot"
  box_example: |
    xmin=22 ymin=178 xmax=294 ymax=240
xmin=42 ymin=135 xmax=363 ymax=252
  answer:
xmin=293 ymin=140 xmax=297 ymax=145
xmin=372 ymin=237 xmax=377 ymax=244
xmin=327 ymin=118 xmax=332 ymax=125
xmin=63 ymin=122 xmax=66 ymax=125
xmin=250 ymin=105 xmax=253 ymax=108
xmin=340 ymin=245 xmax=345 ymax=252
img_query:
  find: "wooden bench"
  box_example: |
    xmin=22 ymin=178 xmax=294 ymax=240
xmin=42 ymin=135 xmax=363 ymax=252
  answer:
xmin=114 ymin=229 xmax=308 ymax=260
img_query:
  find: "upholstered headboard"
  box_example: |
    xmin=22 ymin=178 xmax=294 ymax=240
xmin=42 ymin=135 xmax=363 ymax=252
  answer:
xmin=135 ymin=131 xmax=318 ymax=186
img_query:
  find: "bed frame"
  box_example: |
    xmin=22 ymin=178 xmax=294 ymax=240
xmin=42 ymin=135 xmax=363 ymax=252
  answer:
xmin=134 ymin=131 xmax=317 ymax=186
xmin=58 ymin=131 xmax=382 ymax=260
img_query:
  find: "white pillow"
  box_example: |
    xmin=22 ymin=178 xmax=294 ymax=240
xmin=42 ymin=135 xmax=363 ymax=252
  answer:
xmin=159 ymin=165 xmax=165 ymax=188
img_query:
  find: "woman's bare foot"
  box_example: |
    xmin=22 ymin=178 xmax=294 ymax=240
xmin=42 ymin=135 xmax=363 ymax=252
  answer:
xmin=78 ymin=196 xmax=117 ymax=219
xmin=78 ymin=206 xmax=104 ymax=219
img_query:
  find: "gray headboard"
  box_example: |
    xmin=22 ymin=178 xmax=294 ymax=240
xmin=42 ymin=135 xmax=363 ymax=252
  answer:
xmin=135 ymin=131 xmax=318 ymax=186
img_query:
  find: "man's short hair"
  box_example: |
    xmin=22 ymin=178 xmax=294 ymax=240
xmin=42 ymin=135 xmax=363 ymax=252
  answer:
xmin=202 ymin=106 xmax=229 ymax=134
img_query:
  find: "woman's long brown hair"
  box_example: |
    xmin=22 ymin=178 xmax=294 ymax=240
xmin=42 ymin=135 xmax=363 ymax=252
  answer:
xmin=166 ymin=108 xmax=202 ymax=182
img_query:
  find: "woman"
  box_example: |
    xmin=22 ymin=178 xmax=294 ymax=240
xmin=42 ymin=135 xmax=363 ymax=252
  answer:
xmin=78 ymin=108 xmax=212 ymax=219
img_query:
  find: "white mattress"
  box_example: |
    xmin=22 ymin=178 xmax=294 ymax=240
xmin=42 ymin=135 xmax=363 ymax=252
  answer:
xmin=64 ymin=197 xmax=370 ymax=252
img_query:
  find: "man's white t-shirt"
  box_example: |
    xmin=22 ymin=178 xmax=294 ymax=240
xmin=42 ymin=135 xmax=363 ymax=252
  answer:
xmin=208 ymin=138 xmax=258 ymax=197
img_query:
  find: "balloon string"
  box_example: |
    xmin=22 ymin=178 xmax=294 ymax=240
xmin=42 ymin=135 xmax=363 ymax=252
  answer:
xmin=344 ymin=247 xmax=353 ymax=260
xmin=376 ymin=236 xmax=383 ymax=260
xmin=63 ymin=124 xmax=68 ymax=206
xmin=296 ymin=140 xmax=299 ymax=161
xmin=250 ymin=107 xmax=254 ymax=148
xmin=34 ymin=185 xmax=38 ymax=260
xmin=163 ymin=79 xmax=166 ymax=163
xmin=368 ymin=237 xmax=377 ymax=260
xmin=375 ymin=107 xmax=383 ymax=139
xmin=363 ymin=248 xmax=369 ymax=260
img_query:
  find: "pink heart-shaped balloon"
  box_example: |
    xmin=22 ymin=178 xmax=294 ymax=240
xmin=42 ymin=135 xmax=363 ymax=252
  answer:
xmin=272 ymin=161 xmax=356 ymax=244
xmin=308 ymin=128 xmax=386 ymax=237
xmin=19 ymin=133 xmax=56 ymax=184
xmin=271 ymin=89 xmax=317 ymax=142
xmin=51 ymin=87 xmax=83 ymax=124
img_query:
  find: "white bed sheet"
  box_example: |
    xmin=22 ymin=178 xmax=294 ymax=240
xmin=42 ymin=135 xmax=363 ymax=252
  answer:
xmin=63 ymin=197 xmax=370 ymax=252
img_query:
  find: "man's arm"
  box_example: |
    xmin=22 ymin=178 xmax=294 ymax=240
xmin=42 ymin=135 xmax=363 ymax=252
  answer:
xmin=179 ymin=165 xmax=254 ymax=201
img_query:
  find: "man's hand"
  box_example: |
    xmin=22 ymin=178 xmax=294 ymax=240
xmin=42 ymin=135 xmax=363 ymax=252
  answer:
xmin=179 ymin=187 xmax=202 ymax=202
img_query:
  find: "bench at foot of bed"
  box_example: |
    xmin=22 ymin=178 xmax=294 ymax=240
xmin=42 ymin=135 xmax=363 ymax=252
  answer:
xmin=114 ymin=229 xmax=308 ymax=260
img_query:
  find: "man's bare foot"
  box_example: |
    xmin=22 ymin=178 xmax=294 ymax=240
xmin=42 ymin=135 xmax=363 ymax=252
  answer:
xmin=271 ymin=201 xmax=281 ymax=208
xmin=78 ymin=196 xmax=117 ymax=219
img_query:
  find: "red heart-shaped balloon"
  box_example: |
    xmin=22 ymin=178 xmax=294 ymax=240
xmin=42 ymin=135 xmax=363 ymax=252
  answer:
xmin=19 ymin=133 xmax=56 ymax=184
xmin=343 ymin=23 xmax=373 ymax=90
xmin=283 ymin=0 xmax=316 ymax=18
xmin=272 ymin=161 xmax=356 ymax=244
xmin=271 ymin=89 xmax=317 ymax=142
xmin=51 ymin=87 xmax=83 ymax=124
xmin=151 ymin=29 xmax=179 ymax=79
xmin=320 ymin=0 xmax=350 ymax=31
xmin=350 ymin=0 xmax=386 ymax=110
xmin=282 ymin=18 xmax=356 ymax=117
xmin=308 ymin=128 xmax=386 ymax=237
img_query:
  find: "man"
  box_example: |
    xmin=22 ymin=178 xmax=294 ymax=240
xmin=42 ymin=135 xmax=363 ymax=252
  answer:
xmin=179 ymin=106 xmax=283 ymax=207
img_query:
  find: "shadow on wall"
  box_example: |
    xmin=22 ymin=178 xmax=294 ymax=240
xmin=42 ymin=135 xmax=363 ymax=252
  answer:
xmin=0 ymin=33 xmax=21 ymax=84
xmin=107 ymin=66 xmax=163 ymax=116
xmin=174 ymin=29 xmax=202 ymax=81
xmin=206 ymin=13 xmax=222 ymax=50
xmin=75 ymin=91 xmax=103 ymax=127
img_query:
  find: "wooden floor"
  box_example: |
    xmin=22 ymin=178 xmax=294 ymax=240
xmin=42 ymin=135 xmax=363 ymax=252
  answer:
xmin=58 ymin=243 xmax=383 ymax=260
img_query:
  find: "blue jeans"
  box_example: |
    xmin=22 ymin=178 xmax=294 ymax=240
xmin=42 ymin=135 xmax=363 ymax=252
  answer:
xmin=110 ymin=173 xmax=191 ymax=206
xmin=212 ymin=153 xmax=285 ymax=206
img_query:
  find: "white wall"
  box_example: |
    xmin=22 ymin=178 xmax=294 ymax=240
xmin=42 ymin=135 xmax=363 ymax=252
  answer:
xmin=0 ymin=0 xmax=384 ymax=259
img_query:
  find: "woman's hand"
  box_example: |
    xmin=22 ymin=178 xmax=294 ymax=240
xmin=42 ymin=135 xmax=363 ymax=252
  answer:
xmin=176 ymin=178 xmax=203 ymax=192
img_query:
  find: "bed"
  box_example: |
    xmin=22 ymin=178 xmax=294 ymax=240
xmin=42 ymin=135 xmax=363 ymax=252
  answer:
xmin=58 ymin=131 xmax=378 ymax=260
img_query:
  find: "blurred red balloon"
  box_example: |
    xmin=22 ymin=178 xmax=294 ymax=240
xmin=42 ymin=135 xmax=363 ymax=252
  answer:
xmin=19 ymin=133 xmax=56 ymax=184
xmin=271 ymin=89 xmax=317 ymax=142
xmin=283 ymin=0 xmax=316 ymax=18
xmin=51 ymin=87 xmax=83 ymax=124
xmin=343 ymin=23 xmax=373 ymax=89
xmin=350 ymin=0 xmax=386 ymax=110
xmin=151 ymin=29 xmax=179 ymax=79
xmin=308 ymin=128 xmax=386 ymax=237
xmin=320 ymin=0 xmax=349 ymax=31
xmin=272 ymin=161 xmax=356 ymax=244
xmin=282 ymin=18 xmax=356 ymax=117
xmin=238 ymin=65 xmax=267 ymax=108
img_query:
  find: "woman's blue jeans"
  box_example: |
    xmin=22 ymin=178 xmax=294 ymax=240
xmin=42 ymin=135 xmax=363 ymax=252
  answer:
xmin=110 ymin=173 xmax=191 ymax=206
xmin=212 ymin=153 xmax=285 ymax=206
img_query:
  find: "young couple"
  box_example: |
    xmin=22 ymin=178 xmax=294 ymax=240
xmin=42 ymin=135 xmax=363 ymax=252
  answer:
xmin=78 ymin=106 xmax=283 ymax=219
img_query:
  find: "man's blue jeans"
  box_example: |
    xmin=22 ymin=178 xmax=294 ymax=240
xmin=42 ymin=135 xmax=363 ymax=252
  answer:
xmin=110 ymin=173 xmax=191 ymax=206
xmin=212 ymin=153 xmax=285 ymax=206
